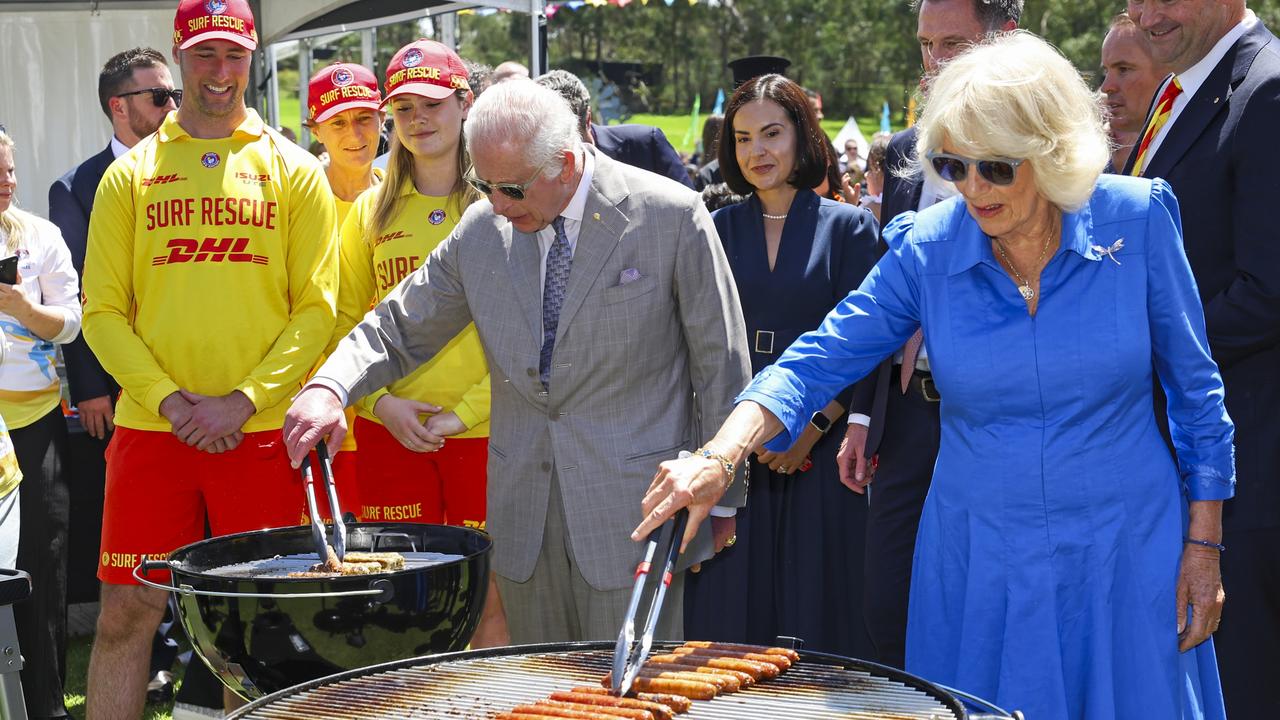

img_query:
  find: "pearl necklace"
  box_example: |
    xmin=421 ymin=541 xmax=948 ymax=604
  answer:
xmin=994 ymin=234 xmax=1051 ymax=302
xmin=762 ymin=211 xmax=788 ymax=220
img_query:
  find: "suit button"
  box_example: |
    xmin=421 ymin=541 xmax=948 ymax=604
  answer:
xmin=541 ymin=461 xmax=551 ymax=472
xmin=526 ymin=368 xmax=536 ymax=377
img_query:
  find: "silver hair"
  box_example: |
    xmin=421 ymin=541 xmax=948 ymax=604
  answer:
xmin=465 ymin=78 xmax=582 ymax=178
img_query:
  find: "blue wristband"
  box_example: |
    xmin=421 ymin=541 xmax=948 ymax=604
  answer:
xmin=1184 ymin=538 xmax=1226 ymax=552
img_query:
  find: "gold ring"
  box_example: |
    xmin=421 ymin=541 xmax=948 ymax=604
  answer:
xmin=724 ymin=535 xmax=737 ymax=547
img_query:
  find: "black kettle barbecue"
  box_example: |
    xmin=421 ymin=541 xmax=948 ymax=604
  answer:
xmin=134 ymin=445 xmax=492 ymax=699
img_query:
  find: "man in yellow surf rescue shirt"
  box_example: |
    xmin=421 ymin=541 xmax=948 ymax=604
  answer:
xmin=81 ymin=0 xmax=338 ymax=716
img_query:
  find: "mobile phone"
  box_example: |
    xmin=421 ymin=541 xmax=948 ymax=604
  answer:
xmin=0 ymin=255 xmax=17 ymax=285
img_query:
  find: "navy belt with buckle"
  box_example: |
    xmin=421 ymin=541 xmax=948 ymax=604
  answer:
xmin=896 ymin=365 xmax=941 ymax=403
xmin=754 ymin=330 xmax=775 ymax=355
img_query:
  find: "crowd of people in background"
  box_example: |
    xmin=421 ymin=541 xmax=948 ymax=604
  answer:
xmin=0 ymin=0 xmax=1277 ymax=718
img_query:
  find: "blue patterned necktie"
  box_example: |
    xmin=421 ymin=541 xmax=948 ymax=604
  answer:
xmin=540 ymin=216 xmax=572 ymax=387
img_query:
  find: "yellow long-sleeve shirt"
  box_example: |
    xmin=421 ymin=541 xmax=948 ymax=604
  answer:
xmin=335 ymin=179 xmax=489 ymax=437
xmin=83 ymin=110 xmax=338 ymax=433
xmin=324 ymin=166 xmax=382 ymax=453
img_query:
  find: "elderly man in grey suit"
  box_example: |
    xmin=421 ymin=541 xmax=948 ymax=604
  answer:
xmin=284 ymin=79 xmax=750 ymax=642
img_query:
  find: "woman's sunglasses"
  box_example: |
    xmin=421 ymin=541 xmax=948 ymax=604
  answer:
xmin=926 ymin=151 xmax=1024 ymax=186
xmin=115 ymin=87 xmax=184 ymax=108
xmin=464 ymin=161 xmax=551 ymax=201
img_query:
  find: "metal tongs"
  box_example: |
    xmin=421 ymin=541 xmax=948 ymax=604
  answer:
xmin=301 ymin=440 xmax=347 ymax=563
xmin=611 ymin=503 xmax=689 ymax=697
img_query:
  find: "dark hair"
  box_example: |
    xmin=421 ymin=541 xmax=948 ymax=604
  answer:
xmin=910 ymin=0 xmax=1023 ymax=32
xmin=718 ymin=74 xmax=829 ymax=195
xmin=821 ymin=145 xmax=843 ymax=200
xmin=98 ymin=47 xmax=168 ymax=118
xmin=701 ymin=182 xmax=745 ymax=213
xmin=866 ymin=131 xmax=892 ymax=173
xmin=535 ymin=70 xmax=592 ymax=137
xmin=700 ymin=115 xmax=723 ymax=158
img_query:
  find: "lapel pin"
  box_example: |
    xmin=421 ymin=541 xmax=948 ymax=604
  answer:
xmin=593 ymin=212 xmax=601 ymax=221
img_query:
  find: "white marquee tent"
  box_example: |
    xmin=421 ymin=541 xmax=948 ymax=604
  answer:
xmin=0 ymin=0 xmax=545 ymax=215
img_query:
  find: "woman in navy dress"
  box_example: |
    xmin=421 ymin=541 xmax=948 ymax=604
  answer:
xmin=653 ymin=33 xmax=1231 ymax=719
xmin=683 ymin=74 xmax=879 ymax=657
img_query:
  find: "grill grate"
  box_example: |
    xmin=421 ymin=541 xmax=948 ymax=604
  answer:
xmin=235 ymin=648 xmax=959 ymax=720
xmin=202 ymin=551 xmax=465 ymax=579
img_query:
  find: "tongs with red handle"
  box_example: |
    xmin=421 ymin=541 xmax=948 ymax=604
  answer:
xmin=300 ymin=440 xmax=346 ymax=562
xmin=612 ymin=504 xmax=689 ymax=697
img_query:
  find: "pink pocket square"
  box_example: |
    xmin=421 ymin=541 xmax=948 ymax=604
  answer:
xmin=618 ymin=268 xmax=643 ymax=285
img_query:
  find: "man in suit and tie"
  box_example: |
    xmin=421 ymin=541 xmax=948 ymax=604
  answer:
xmin=285 ymin=78 xmax=750 ymax=642
xmin=836 ymin=0 xmax=1021 ymax=670
xmin=49 ymin=47 xmax=178 ymax=442
xmin=1124 ymin=1 xmax=1280 ymax=714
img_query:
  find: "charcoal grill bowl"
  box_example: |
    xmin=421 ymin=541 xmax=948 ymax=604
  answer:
xmin=138 ymin=522 xmax=490 ymax=699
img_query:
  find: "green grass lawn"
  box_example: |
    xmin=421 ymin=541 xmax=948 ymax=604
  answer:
xmin=65 ymin=634 xmax=179 ymax=720
xmin=273 ymin=92 xmax=894 ymax=156
xmin=628 ymin=113 xmax=893 ymax=155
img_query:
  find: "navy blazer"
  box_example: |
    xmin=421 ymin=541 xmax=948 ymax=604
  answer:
xmin=880 ymin=127 xmax=924 ymax=230
xmin=1124 ymin=21 xmax=1280 ymax=531
xmin=591 ymin=122 xmax=695 ymax=189
xmin=48 ymin=144 xmax=120 ymax=406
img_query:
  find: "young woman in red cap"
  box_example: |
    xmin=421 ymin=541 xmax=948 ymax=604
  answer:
xmin=333 ymin=39 xmax=507 ymax=646
xmin=302 ymin=61 xmax=386 ymax=513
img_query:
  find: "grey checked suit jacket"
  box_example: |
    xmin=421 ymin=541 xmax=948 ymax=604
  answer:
xmin=320 ymin=147 xmax=751 ymax=590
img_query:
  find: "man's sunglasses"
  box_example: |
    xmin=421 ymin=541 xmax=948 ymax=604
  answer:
xmin=116 ymin=87 xmax=184 ymax=108
xmin=926 ymin=151 xmax=1024 ymax=186
xmin=464 ymin=161 xmax=552 ymax=201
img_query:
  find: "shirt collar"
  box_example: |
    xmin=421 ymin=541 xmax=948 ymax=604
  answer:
xmin=109 ymin=135 xmax=131 ymax=158
xmin=156 ymin=108 xmax=266 ymax=143
xmin=1172 ymin=11 xmax=1257 ymax=99
xmin=946 ymin=192 xmax=1098 ymax=276
xmin=560 ymin=147 xmax=594 ymax=224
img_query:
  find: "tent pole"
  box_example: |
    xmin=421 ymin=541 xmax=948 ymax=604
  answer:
xmin=299 ymin=37 xmax=312 ymax=149
xmin=266 ymin=43 xmax=280 ymax=130
xmin=441 ymin=13 xmax=457 ymax=50
xmin=530 ymin=0 xmax=545 ymax=76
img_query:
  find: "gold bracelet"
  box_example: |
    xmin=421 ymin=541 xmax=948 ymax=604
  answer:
xmin=693 ymin=447 xmax=735 ymax=487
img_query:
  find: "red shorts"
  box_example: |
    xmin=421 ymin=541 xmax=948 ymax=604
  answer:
xmin=98 ymin=428 xmax=354 ymax=585
xmin=353 ymin=416 xmax=487 ymax=529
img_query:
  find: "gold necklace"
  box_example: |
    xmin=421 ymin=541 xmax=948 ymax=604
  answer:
xmin=994 ymin=234 xmax=1051 ymax=302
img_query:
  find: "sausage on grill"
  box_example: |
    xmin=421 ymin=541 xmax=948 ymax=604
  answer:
xmin=548 ymin=691 xmax=673 ymax=720
xmin=672 ymin=647 xmax=792 ymax=671
xmin=679 ymin=641 xmax=801 ymax=663
xmin=569 ymin=687 xmax=692 ymax=714
xmin=642 ymin=657 xmax=756 ymax=685
xmin=509 ymin=700 xmax=652 ymax=720
xmin=624 ymin=667 xmax=740 ymax=693
xmin=648 ymin=653 xmax=773 ymax=681
xmin=597 ymin=676 xmax=717 ymax=701
xmin=680 ymin=640 xmax=798 ymax=661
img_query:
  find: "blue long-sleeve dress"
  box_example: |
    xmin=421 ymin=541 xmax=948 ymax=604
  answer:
xmin=683 ymin=190 xmax=879 ymax=657
xmin=738 ymin=175 xmax=1234 ymax=720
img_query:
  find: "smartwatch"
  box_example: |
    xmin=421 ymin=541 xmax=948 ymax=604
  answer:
xmin=809 ymin=411 xmax=832 ymax=434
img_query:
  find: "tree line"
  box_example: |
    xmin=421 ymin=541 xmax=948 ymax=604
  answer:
xmin=318 ymin=1 xmax=1280 ymax=124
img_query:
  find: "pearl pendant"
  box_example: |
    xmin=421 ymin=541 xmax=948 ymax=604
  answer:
xmin=1018 ymin=284 xmax=1035 ymax=301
